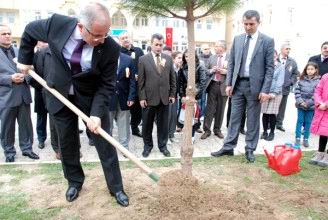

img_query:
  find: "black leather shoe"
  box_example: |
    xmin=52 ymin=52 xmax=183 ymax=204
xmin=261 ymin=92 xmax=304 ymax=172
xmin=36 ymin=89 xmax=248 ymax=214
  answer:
xmin=265 ymin=132 xmax=274 ymax=141
xmin=276 ymin=126 xmax=285 ymax=132
xmin=38 ymin=142 xmax=45 ymax=149
xmin=5 ymin=156 xmax=15 ymax=163
xmin=211 ymin=148 xmax=234 ymax=157
xmin=240 ymin=129 xmax=246 ymax=135
xmin=132 ymin=131 xmax=142 ymax=137
xmin=161 ymin=149 xmax=171 ymax=157
xmin=22 ymin=151 xmax=40 ymax=160
xmin=66 ymin=186 xmax=81 ymax=202
xmin=245 ymin=151 xmax=255 ymax=163
xmin=260 ymin=132 xmax=268 ymax=139
xmin=110 ymin=190 xmax=129 ymax=207
xmin=142 ymin=150 xmax=151 ymax=158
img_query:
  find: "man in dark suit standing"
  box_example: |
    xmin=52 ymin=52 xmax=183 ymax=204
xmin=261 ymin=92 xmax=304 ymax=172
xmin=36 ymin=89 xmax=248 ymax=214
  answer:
xmin=119 ymin=32 xmax=144 ymax=137
xmin=17 ymin=3 xmax=129 ymax=206
xmin=109 ymin=52 xmax=136 ymax=150
xmin=308 ymin=41 xmax=328 ymax=76
xmin=211 ymin=10 xmax=274 ymax=162
xmin=0 ymin=24 xmax=39 ymax=163
xmin=138 ymin=33 xmax=176 ymax=158
xmin=276 ymin=43 xmax=299 ymax=132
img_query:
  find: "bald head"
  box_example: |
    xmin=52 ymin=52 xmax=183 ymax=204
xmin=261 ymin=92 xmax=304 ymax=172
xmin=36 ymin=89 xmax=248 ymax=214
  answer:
xmin=79 ymin=2 xmax=110 ymax=29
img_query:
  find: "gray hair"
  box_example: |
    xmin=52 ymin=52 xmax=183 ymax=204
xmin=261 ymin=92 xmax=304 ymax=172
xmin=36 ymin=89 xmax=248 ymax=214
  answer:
xmin=0 ymin=24 xmax=10 ymax=31
xmin=243 ymin=10 xmax=260 ymax=22
xmin=216 ymin=40 xmax=227 ymax=50
xmin=78 ymin=2 xmax=110 ymax=29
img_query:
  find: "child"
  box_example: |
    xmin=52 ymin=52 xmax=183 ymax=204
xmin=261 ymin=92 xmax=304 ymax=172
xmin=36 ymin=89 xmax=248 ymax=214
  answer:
xmin=261 ymin=50 xmax=285 ymax=141
xmin=309 ymin=73 xmax=328 ymax=167
xmin=294 ymin=62 xmax=321 ymax=147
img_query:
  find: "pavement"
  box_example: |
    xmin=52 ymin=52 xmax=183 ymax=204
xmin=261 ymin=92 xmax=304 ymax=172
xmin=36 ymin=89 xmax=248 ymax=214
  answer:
xmin=0 ymin=94 xmax=318 ymax=164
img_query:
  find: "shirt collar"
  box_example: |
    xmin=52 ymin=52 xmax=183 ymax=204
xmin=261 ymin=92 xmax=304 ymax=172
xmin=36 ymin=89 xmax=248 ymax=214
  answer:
xmin=321 ymin=54 xmax=328 ymax=62
xmin=151 ymin=51 xmax=161 ymax=59
xmin=72 ymin=26 xmax=83 ymax=40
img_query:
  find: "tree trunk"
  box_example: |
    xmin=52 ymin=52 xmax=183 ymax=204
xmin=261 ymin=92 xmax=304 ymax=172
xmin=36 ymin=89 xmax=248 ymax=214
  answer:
xmin=180 ymin=8 xmax=196 ymax=176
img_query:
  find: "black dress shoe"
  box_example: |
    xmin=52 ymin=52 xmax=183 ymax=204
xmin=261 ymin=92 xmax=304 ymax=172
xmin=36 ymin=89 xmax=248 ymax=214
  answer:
xmin=110 ymin=190 xmax=129 ymax=207
xmin=260 ymin=132 xmax=268 ymax=139
xmin=22 ymin=151 xmax=40 ymax=160
xmin=38 ymin=142 xmax=45 ymax=149
xmin=132 ymin=131 xmax=142 ymax=137
xmin=5 ymin=156 xmax=15 ymax=163
xmin=265 ymin=132 xmax=274 ymax=141
xmin=161 ymin=149 xmax=171 ymax=157
xmin=142 ymin=150 xmax=151 ymax=157
xmin=245 ymin=151 xmax=255 ymax=163
xmin=240 ymin=129 xmax=246 ymax=135
xmin=66 ymin=186 xmax=82 ymax=202
xmin=211 ymin=148 xmax=234 ymax=157
xmin=276 ymin=126 xmax=285 ymax=132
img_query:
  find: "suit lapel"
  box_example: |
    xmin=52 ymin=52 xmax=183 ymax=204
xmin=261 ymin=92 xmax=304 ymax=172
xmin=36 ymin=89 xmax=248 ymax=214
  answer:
xmin=237 ymin=34 xmax=246 ymax=63
xmin=147 ymin=53 xmax=160 ymax=74
xmin=0 ymin=48 xmax=16 ymax=71
xmin=250 ymin=33 xmax=263 ymax=62
xmin=91 ymin=44 xmax=104 ymax=70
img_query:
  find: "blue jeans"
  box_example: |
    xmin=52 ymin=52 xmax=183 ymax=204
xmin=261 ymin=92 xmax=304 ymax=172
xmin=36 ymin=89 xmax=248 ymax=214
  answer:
xmin=295 ymin=108 xmax=314 ymax=139
xmin=36 ymin=113 xmax=47 ymax=143
xmin=198 ymin=92 xmax=207 ymax=118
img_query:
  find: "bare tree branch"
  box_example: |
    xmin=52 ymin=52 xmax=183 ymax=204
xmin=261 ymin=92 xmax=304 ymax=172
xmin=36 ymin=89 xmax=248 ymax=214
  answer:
xmin=194 ymin=1 xmax=223 ymax=19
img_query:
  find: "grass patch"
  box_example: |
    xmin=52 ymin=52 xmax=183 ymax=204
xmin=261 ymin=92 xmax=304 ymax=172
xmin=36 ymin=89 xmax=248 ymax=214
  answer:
xmin=0 ymin=166 xmax=30 ymax=185
xmin=0 ymin=193 xmax=61 ymax=220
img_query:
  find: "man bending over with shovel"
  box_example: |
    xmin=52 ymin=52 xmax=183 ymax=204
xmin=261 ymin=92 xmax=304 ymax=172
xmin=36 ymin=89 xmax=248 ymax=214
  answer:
xmin=17 ymin=2 xmax=129 ymax=207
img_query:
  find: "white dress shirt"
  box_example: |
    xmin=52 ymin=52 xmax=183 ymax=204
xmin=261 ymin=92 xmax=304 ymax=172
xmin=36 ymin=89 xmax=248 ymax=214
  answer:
xmin=244 ymin=31 xmax=259 ymax=78
xmin=62 ymin=26 xmax=94 ymax=94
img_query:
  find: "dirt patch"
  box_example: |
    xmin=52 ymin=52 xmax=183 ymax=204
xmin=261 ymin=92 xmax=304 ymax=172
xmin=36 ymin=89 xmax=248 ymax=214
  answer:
xmin=1 ymin=161 xmax=327 ymax=220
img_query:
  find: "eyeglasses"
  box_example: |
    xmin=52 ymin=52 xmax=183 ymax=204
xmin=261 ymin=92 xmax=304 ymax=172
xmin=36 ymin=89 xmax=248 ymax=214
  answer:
xmin=243 ymin=22 xmax=257 ymax=26
xmin=1 ymin=32 xmax=11 ymax=36
xmin=84 ymin=26 xmax=109 ymax=41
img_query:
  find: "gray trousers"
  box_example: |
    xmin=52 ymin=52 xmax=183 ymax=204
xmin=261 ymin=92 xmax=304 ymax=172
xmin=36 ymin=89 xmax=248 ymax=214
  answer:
xmin=168 ymin=101 xmax=178 ymax=138
xmin=276 ymin=94 xmax=288 ymax=127
xmin=109 ymin=104 xmax=131 ymax=149
xmin=1 ymin=104 xmax=33 ymax=157
xmin=203 ymin=81 xmax=228 ymax=134
xmin=223 ymin=79 xmax=261 ymax=151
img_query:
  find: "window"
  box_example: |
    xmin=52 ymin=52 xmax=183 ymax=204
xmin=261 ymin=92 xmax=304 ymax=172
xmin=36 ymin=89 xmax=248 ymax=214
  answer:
xmin=111 ymin=11 xmax=127 ymax=28
xmin=34 ymin=11 xmax=41 ymax=20
xmin=155 ymin=16 xmax=160 ymax=27
xmin=133 ymin=16 xmax=149 ymax=27
xmin=162 ymin=19 xmax=168 ymax=27
xmin=206 ymin=19 xmax=213 ymax=30
xmin=196 ymin=20 xmax=202 ymax=29
xmin=173 ymin=20 xmax=179 ymax=28
xmin=0 ymin=13 xmax=3 ymax=24
xmin=7 ymin=12 xmax=15 ymax=24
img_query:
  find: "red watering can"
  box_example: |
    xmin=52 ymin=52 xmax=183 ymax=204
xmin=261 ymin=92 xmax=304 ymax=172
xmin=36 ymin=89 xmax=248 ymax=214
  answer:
xmin=264 ymin=143 xmax=302 ymax=176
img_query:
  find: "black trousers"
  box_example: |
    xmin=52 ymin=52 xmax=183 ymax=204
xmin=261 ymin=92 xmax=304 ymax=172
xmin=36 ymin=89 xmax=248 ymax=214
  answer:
xmin=130 ymin=96 xmax=142 ymax=133
xmin=319 ymin=135 xmax=328 ymax=153
xmin=142 ymin=102 xmax=169 ymax=152
xmin=52 ymin=100 xmax=123 ymax=193
xmin=262 ymin=114 xmax=276 ymax=133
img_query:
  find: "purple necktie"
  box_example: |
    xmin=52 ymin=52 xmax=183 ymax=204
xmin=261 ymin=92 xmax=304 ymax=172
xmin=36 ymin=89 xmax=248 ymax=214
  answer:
xmin=70 ymin=39 xmax=86 ymax=75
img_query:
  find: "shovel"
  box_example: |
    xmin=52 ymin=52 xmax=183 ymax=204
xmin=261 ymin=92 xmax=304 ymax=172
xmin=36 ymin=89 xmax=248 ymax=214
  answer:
xmin=28 ymin=69 xmax=159 ymax=182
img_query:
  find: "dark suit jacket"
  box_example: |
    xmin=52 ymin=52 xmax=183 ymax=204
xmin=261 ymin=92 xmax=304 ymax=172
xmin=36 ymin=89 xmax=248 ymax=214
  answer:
xmin=277 ymin=56 xmax=299 ymax=95
xmin=121 ymin=45 xmax=144 ymax=76
xmin=308 ymin=54 xmax=328 ymax=76
xmin=109 ymin=53 xmax=136 ymax=111
xmin=29 ymin=47 xmax=50 ymax=114
xmin=0 ymin=47 xmax=32 ymax=108
xmin=18 ymin=14 xmax=120 ymax=118
xmin=138 ymin=53 xmax=176 ymax=106
xmin=226 ymin=32 xmax=275 ymax=96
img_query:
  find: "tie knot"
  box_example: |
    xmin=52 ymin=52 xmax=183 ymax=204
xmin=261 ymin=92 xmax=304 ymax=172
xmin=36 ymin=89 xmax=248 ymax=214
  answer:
xmin=247 ymin=35 xmax=252 ymax=39
xmin=155 ymin=54 xmax=160 ymax=57
xmin=77 ymin=39 xmax=86 ymax=47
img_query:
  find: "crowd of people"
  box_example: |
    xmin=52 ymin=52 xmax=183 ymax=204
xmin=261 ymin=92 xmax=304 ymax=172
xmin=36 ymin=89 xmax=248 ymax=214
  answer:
xmin=0 ymin=3 xmax=328 ymax=206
